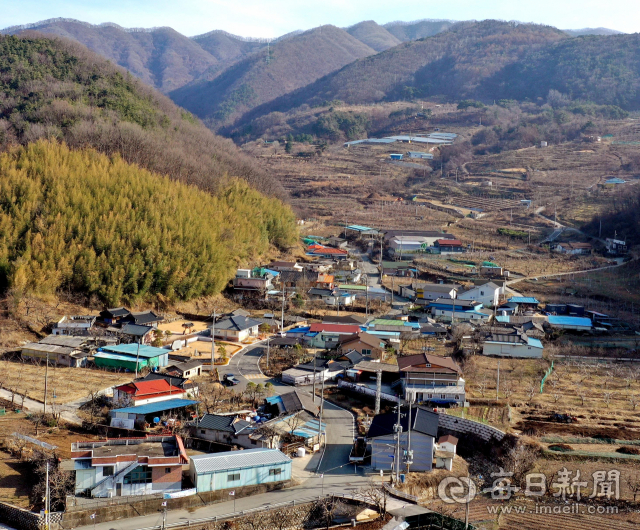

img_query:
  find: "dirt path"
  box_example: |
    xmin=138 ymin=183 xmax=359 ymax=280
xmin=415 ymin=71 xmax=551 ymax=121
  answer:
xmin=506 ymin=260 xmax=628 ymax=286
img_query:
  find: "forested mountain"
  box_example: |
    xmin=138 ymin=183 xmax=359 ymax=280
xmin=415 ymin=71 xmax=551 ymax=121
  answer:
xmin=239 ymin=21 xmax=567 ymax=120
xmin=170 ymin=25 xmax=376 ymax=127
xmin=2 ymin=19 xmax=219 ymax=93
xmin=383 ymin=19 xmax=456 ymax=41
xmin=0 ymin=142 xmax=296 ymax=305
xmin=346 ymin=21 xmax=401 ymax=51
xmin=0 ymin=34 xmax=282 ymax=197
xmin=484 ymin=34 xmax=640 ymax=109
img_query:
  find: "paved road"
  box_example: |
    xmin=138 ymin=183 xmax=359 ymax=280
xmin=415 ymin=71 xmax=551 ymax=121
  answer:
xmin=75 ymin=348 xmax=368 ymax=530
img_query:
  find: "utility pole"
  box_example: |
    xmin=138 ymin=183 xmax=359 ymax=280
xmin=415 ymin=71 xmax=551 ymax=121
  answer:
xmin=451 ymin=290 xmax=456 ymax=326
xmin=44 ymin=350 xmax=49 ymax=416
xmin=319 ymin=374 xmax=325 ymax=443
xmin=391 ymin=276 xmax=395 ymax=305
xmin=312 ymin=354 xmax=317 ymax=402
xmin=406 ymin=396 xmax=414 ymax=474
xmin=375 ymin=371 xmax=382 ymax=415
xmin=281 ymin=278 xmax=285 ymax=332
xmin=45 ymin=460 xmax=49 ymax=530
xmin=266 ymin=336 xmax=270 ymax=372
xmin=210 ymin=309 xmax=216 ymax=371
xmin=496 ymin=360 xmax=500 ymax=402
xmin=135 ymin=338 xmax=141 ymax=379
xmin=393 ymin=404 xmax=403 ymax=483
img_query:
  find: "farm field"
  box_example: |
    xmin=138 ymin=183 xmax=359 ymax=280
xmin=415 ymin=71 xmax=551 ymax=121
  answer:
xmin=0 ymin=361 xmax=131 ymax=404
xmin=464 ymin=355 xmax=640 ymax=438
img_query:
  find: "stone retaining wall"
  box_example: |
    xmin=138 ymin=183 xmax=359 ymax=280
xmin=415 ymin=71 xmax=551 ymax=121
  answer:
xmin=0 ymin=502 xmax=63 ymax=530
xmin=437 ymin=414 xmax=505 ymax=442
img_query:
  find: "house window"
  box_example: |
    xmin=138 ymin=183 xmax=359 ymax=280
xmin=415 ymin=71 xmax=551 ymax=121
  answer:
xmin=200 ymin=430 xmax=206 ymax=434
xmin=228 ymin=473 xmax=241 ymax=482
xmin=362 ymin=349 xmax=372 ymax=355
xmin=76 ymin=459 xmax=92 ymax=469
xmin=441 ymin=395 xmax=446 ymax=399
xmin=123 ymin=466 xmax=152 ymax=484
xmin=103 ymin=466 xmax=114 ymax=476
xmin=428 ymin=394 xmax=433 ymax=399
xmin=251 ymin=439 xmax=257 ymax=445
xmin=269 ymin=469 xmax=282 ymax=476
xmin=165 ymin=468 xmax=171 ymax=474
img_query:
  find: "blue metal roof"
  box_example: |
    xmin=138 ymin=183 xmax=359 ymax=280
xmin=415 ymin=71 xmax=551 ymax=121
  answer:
xmin=548 ymin=316 xmax=592 ymax=327
xmin=110 ymin=398 xmax=199 ymax=415
xmin=263 ymin=269 xmax=280 ymax=277
xmin=495 ymin=315 xmax=510 ymax=323
xmin=527 ymin=337 xmax=544 ymax=349
xmin=508 ymin=297 xmax=540 ymax=304
xmin=191 ymin=448 xmax=290 ymax=473
xmin=346 ymin=224 xmax=373 ymax=232
xmin=99 ymin=344 xmax=168 ymax=358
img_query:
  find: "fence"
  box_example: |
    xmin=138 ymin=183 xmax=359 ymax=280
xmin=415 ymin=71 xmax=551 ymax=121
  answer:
xmin=382 ymin=483 xmax=418 ymax=503
xmin=540 ymin=360 xmax=554 ymax=393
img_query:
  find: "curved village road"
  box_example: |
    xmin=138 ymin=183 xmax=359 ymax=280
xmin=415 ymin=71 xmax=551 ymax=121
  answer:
xmin=227 ymin=342 xmax=358 ymax=476
xmin=74 ymin=349 xmax=371 ymax=530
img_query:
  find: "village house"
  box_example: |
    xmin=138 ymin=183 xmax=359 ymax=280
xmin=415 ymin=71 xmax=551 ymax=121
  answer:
xmin=214 ymin=315 xmax=261 ymax=342
xmin=21 ymin=335 xmax=90 ymax=368
xmin=109 ymin=399 xmax=199 ymax=428
xmin=435 ymin=435 xmax=458 ymax=471
xmin=381 ymin=261 xmax=419 ymax=278
xmin=429 ymin=298 xmax=488 ymax=323
xmin=368 ymin=406 xmax=439 ymax=472
xmin=554 ymin=242 xmax=593 ymax=255
xmin=189 ymin=449 xmax=292 ymax=493
xmin=305 ymin=323 xmax=362 ymax=349
xmin=338 ymin=332 xmax=389 ymax=359
xmin=434 ymin=239 xmax=465 ymax=253
xmin=314 ymin=273 xmax=335 ymax=290
xmin=112 ymin=379 xmax=190 ymax=406
xmin=482 ymin=333 xmax=544 ymax=358
xmin=165 ymin=359 xmax=203 ymax=378
xmin=190 ymin=414 xmax=254 ymax=448
xmin=267 ymin=261 xmax=304 ymax=272
xmin=458 ymin=281 xmax=501 ymax=307
xmin=100 ymin=307 xmax=132 ymax=325
xmin=383 ymin=230 xmax=456 ymax=247
xmin=414 ymin=283 xmax=460 ymax=303
xmin=52 ymin=315 xmax=96 ymax=336
xmin=323 ymin=314 xmax=370 ymax=325
xmin=306 ymin=245 xmax=349 ymax=260
xmin=232 ymin=268 xmax=278 ymax=293
xmin=122 ymin=311 xmax=164 ymax=328
xmin=72 ymin=435 xmax=188 ymax=498
xmin=307 ymin=288 xmax=356 ymax=307
xmin=94 ymin=343 xmax=170 ymax=370
xmin=606 ymin=238 xmax=628 ymax=255
xmin=397 ymin=353 xmax=466 ymax=406
xmin=138 ymin=371 xmax=199 ymax=395
xmin=118 ymin=323 xmax=155 ymax=344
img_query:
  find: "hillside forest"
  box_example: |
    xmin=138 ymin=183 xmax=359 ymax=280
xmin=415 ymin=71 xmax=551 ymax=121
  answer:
xmin=0 ymin=141 xmax=297 ymax=306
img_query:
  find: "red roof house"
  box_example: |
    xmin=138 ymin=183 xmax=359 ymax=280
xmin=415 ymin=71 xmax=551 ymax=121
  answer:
xmin=113 ymin=379 xmax=189 ymax=406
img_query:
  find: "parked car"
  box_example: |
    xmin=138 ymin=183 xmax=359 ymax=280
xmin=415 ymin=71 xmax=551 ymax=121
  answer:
xmin=224 ymin=373 xmax=239 ymax=386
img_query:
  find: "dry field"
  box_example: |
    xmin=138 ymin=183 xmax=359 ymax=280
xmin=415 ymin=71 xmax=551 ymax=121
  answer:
xmin=463 ymin=354 xmax=640 ymax=438
xmin=0 ymin=361 xmax=131 ymax=404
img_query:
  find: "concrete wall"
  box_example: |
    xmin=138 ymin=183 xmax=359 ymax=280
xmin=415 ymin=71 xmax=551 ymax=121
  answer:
xmin=370 ymin=432 xmax=433 ymax=472
xmin=62 ymin=481 xmax=293 ymax=528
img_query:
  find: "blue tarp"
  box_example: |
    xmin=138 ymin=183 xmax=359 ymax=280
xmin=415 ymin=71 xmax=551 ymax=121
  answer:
xmin=508 ymin=297 xmax=540 ymax=304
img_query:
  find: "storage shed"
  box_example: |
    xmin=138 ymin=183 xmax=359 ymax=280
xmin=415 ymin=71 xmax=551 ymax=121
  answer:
xmin=548 ymin=316 xmax=592 ymax=331
xmin=189 ymin=448 xmax=291 ymax=493
xmin=95 ymin=344 xmax=169 ymax=369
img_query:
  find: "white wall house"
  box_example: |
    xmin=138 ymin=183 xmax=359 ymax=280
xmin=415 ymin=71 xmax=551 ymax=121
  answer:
xmin=458 ymin=282 xmax=500 ymax=307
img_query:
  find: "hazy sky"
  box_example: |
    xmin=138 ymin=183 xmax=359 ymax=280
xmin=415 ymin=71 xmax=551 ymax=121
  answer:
xmin=2 ymin=0 xmax=637 ymax=37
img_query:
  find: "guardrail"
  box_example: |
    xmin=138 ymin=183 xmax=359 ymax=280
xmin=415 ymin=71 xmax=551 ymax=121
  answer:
xmin=133 ymin=494 xmax=354 ymax=530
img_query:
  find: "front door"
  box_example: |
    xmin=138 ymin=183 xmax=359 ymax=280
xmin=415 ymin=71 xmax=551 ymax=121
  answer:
xmin=116 ymin=483 xmax=122 ymax=496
